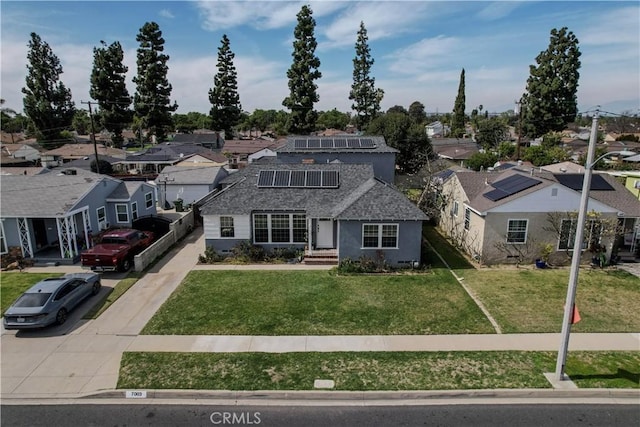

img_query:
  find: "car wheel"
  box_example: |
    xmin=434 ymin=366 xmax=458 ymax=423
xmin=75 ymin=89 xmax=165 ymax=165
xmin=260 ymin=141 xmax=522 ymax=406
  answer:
xmin=121 ymin=259 xmax=131 ymax=272
xmin=91 ymin=281 xmax=101 ymax=296
xmin=56 ymin=308 xmax=68 ymax=325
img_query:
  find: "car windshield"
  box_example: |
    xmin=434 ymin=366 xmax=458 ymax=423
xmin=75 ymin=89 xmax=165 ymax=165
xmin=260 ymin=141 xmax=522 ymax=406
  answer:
xmin=14 ymin=293 xmax=52 ymax=307
xmin=101 ymin=237 xmax=127 ymax=244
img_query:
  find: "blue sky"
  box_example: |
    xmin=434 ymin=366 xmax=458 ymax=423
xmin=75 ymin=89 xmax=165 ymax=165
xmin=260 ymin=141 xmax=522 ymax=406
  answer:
xmin=1 ymin=1 xmax=638 ymax=116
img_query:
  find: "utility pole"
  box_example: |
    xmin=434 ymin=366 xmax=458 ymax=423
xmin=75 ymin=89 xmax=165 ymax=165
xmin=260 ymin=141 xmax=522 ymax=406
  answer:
xmin=514 ymin=99 xmax=523 ymax=161
xmin=555 ymin=109 xmax=600 ymax=381
xmin=82 ymin=100 xmax=100 ymax=174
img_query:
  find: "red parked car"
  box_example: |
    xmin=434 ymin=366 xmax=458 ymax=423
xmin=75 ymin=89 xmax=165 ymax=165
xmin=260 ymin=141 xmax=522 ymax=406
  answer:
xmin=80 ymin=229 xmax=154 ymax=272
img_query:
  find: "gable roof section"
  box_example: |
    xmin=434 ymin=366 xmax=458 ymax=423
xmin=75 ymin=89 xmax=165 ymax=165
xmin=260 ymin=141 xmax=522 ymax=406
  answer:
xmin=277 ymin=135 xmax=398 ymax=154
xmin=159 ymin=165 xmax=227 ymax=185
xmin=0 ymin=169 xmax=116 ymax=217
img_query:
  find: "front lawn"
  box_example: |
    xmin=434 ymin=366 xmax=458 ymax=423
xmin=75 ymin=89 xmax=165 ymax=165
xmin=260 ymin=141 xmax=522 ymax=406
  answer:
xmin=461 ymin=268 xmax=640 ymax=333
xmin=118 ymin=350 xmax=640 ymax=390
xmin=141 ymin=270 xmax=494 ymax=335
xmin=0 ymin=272 xmax=54 ymax=316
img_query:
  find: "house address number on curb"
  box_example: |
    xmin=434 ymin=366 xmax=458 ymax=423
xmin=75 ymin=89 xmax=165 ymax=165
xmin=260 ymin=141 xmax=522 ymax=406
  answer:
xmin=125 ymin=390 xmax=147 ymax=398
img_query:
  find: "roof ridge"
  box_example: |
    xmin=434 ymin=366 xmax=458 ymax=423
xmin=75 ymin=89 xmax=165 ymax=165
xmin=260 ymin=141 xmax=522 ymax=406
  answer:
xmin=330 ymin=177 xmax=377 ymax=217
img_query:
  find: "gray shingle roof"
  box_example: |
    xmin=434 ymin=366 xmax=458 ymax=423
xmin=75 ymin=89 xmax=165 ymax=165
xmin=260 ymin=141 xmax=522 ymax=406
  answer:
xmin=0 ymin=169 xmax=117 ymax=217
xmin=158 ymin=165 xmax=227 ymax=185
xmin=201 ymin=163 xmax=425 ymax=221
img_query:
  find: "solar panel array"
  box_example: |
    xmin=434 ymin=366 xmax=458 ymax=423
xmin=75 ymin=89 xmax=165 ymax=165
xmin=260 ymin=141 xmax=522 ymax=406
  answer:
xmin=484 ymin=174 xmax=542 ymax=202
xmin=293 ymin=137 xmax=376 ymax=150
xmin=257 ymin=170 xmax=339 ymax=188
xmin=553 ymin=174 xmax=614 ymax=191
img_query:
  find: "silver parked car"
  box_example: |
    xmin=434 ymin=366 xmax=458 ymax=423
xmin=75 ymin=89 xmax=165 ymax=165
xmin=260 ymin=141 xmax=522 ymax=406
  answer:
xmin=3 ymin=272 xmax=101 ymax=330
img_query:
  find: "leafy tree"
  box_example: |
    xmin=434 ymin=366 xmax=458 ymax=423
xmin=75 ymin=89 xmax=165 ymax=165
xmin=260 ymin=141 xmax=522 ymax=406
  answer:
xmin=451 ymin=68 xmax=466 ymax=137
xmin=475 ymin=118 xmax=508 ymax=149
xmin=282 ymin=5 xmax=321 ymax=134
xmin=466 ymin=151 xmax=498 ymax=171
xmin=317 ymin=109 xmax=350 ymax=130
xmin=133 ymin=22 xmax=178 ymax=143
xmin=209 ymin=34 xmax=242 ymax=139
xmin=521 ymin=27 xmax=581 ymax=138
xmin=90 ymin=40 xmax=132 ymax=148
xmin=497 ymin=141 xmax=515 ymax=159
xmin=522 ymin=145 xmax=553 ymax=166
xmin=22 ymin=32 xmax=75 ymax=147
xmin=173 ymin=112 xmax=210 ymax=133
xmin=387 ymin=105 xmax=407 ymax=114
xmin=367 ymin=113 xmax=432 ymax=174
xmin=90 ymin=159 xmax=113 ymax=174
xmin=349 ymin=21 xmax=383 ymax=131
xmin=408 ymin=101 xmax=427 ymax=124
xmin=72 ymin=109 xmax=92 ymax=135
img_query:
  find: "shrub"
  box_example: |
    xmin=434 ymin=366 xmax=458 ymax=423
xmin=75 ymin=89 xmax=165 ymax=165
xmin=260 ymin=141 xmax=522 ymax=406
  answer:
xmin=230 ymin=241 xmax=266 ymax=263
xmin=198 ymin=246 xmax=223 ymax=264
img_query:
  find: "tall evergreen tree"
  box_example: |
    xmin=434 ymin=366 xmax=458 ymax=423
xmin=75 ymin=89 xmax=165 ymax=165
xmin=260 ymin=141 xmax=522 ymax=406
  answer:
xmin=451 ymin=68 xmax=466 ymax=137
xmin=133 ymin=22 xmax=177 ymax=143
xmin=282 ymin=5 xmax=321 ymax=134
xmin=90 ymin=41 xmax=132 ymax=148
xmin=521 ymin=27 xmax=581 ymax=138
xmin=209 ymin=34 xmax=242 ymax=139
xmin=22 ymin=32 xmax=75 ymax=147
xmin=349 ymin=21 xmax=383 ymax=131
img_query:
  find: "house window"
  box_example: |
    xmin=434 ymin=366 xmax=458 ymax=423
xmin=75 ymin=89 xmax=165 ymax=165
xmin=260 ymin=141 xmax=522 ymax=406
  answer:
xmin=131 ymin=202 xmax=138 ymax=220
xmin=452 ymin=200 xmax=459 ymax=217
xmin=551 ymin=188 xmax=558 ymax=197
xmin=559 ymin=219 xmax=602 ymax=250
xmin=97 ymin=206 xmax=106 ymax=224
xmin=252 ymin=213 xmax=307 ymax=244
xmin=0 ymin=222 xmax=7 ymax=255
xmin=507 ymin=219 xmax=528 ymax=243
xmin=271 ymin=214 xmax=290 ymax=243
xmin=362 ymin=224 xmax=398 ymax=249
xmin=220 ymin=216 xmax=235 ymax=238
xmin=145 ymin=192 xmax=153 ymax=208
xmin=116 ymin=204 xmax=129 ymax=223
xmin=464 ymin=208 xmax=471 ymax=230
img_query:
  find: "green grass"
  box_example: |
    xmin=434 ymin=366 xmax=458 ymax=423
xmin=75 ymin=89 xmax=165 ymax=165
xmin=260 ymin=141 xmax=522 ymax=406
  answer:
xmin=461 ymin=268 xmax=640 ymax=333
xmin=141 ymin=270 xmax=495 ymax=335
xmin=422 ymin=225 xmax=474 ymax=270
xmin=0 ymin=272 xmax=56 ymax=316
xmin=82 ymin=276 xmax=141 ymax=319
xmin=117 ymin=351 xmax=640 ymax=390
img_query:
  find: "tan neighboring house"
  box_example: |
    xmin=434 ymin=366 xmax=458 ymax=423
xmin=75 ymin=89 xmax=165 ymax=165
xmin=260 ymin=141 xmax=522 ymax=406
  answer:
xmin=174 ymin=151 xmax=228 ymax=167
xmin=438 ymin=168 xmax=640 ymax=266
xmin=41 ymin=144 xmax=127 ymax=168
xmin=221 ymin=139 xmax=284 ymax=168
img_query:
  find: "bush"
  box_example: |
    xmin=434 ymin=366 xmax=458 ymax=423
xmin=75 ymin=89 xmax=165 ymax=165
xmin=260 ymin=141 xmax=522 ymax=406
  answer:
xmin=198 ymin=246 xmax=223 ymax=264
xmin=230 ymin=241 xmax=266 ymax=263
xmin=336 ymin=252 xmax=391 ymax=274
xmin=268 ymin=246 xmax=302 ymax=262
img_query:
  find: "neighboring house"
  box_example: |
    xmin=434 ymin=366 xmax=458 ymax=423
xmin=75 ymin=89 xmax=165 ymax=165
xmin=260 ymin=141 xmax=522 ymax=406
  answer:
xmin=155 ymin=165 xmax=229 ymax=208
xmin=222 ymin=139 xmax=284 ymax=169
xmin=1 ymin=143 xmax=42 ymax=163
xmin=200 ymin=163 xmax=427 ymax=267
xmin=0 ymin=168 xmax=157 ymax=264
xmin=540 ymin=161 xmax=586 ymax=174
xmin=275 ymin=136 xmax=397 ymax=184
xmin=425 ymin=121 xmax=449 ymax=138
xmin=171 ymin=132 xmax=224 ymax=149
xmin=175 ymin=151 xmax=228 ymax=167
xmin=248 ymin=147 xmax=277 ymax=163
xmin=118 ymin=143 xmax=223 ymax=175
xmin=62 ymin=154 xmax=127 ymax=173
xmin=437 ymin=168 xmax=640 ymax=265
xmin=41 ymin=144 xmax=127 ymax=168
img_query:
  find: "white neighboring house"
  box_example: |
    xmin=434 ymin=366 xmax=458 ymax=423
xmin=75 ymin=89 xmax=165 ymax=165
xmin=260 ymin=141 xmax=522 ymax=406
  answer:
xmin=248 ymin=148 xmax=277 ymax=163
xmin=425 ymin=121 xmax=449 ymax=138
xmin=156 ymin=165 xmax=229 ymax=208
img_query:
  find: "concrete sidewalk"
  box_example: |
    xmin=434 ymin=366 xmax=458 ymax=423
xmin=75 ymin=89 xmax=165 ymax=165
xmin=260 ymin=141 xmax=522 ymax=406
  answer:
xmin=2 ymin=226 xmax=639 ymax=400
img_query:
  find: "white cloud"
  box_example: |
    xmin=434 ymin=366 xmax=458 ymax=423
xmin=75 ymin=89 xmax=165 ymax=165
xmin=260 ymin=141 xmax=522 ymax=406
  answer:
xmin=476 ymin=2 xmax=523 ymax=21
xmin=159 ymin=9 xmax=175 ymax=19
xmin=385 ymin=36 xmax=462 ymax=74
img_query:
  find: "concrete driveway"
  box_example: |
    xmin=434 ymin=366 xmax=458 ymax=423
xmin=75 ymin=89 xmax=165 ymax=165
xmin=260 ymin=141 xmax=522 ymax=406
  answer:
xmin=1 ymin=228 xmax=204 ymax=398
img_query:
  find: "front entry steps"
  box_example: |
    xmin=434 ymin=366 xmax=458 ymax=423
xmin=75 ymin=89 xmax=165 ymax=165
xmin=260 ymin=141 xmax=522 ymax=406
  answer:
xmin=303 ymin=249 xmax=338 ymax=266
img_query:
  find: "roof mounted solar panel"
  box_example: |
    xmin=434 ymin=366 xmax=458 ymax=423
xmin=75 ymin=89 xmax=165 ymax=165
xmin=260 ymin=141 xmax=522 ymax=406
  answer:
xmin=333 ymin=138 xmax=347 ymax=148
xmin=554 ymin=174 xmax=614 ymax=191
xmin=483 ymin=174 xmax=542 ymax=201
xmin=320 ymin=139 xmax=333 ymax=148
xmin=257 ymin=170 xmax=275 ymax=187
xmin=294 ymin=139 xmax=307 ymax=149
xmin=306 ymin=170 xmax=322 ymax=187
xmin=273 ymin=170 xmax=291 ymax=187
xmin=359 ymin=138 xmax=375 ymax=148
xmin=290 ymin=170 xmax=306 ymax=187
xmin=307 ymin=138 xmax=320 ymax=148
xmin=322 ymin=170 xmax=339 ymax=188
xmin=346 ymin=139 xmax=360 ymax=148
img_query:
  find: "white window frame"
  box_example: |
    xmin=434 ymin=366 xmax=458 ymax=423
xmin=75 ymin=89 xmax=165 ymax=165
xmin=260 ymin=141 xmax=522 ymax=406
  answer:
xmin=506 ymin=219 xmax=528 ymax=244
xmin=131 ymin=202 xmax=139 ymax=220
xmin=97 ymin=206 xmax=106 ymax=223
xmin=361 ymin=223 xmax=399 ymax=249
xmin=463 ymin=208 xmax=471 ymax=231
xmin=252 ymin=213 xmax=307 ymax=244
xmin=0 ymin=221 xmax=7 ymax=255
xmin=452 ymin=200 xmax=459 ymax=217
xmin=220 ymin=216 xmax=235 ymax=238
xmin=145 ymin=192 xmax=153 ymax=208
xmin=115 ymin=204 xmax=129 ymax=223
xmin=558 ymin=218 xmax=602 ymax=251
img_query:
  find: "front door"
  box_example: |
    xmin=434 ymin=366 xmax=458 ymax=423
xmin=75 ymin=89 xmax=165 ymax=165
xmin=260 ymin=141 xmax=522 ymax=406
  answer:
xmin=316 ymin=219 xmax=333 ymax=249
xmin=32 ymin=219 xmax=48 ymax=251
